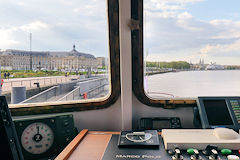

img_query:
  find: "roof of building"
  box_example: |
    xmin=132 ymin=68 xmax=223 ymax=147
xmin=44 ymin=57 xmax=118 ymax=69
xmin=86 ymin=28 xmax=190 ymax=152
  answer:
xmin=4 ymin=49 xmax=49 ymax=56
xmin=2 ymin=45 xmax=95 ymax=59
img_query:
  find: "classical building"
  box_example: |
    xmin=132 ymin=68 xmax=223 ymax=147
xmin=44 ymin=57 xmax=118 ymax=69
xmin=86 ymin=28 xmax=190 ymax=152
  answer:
xmin=96 ymin=57 xmax=108 ymax=68
xmin=0 ymin=45 xmax=98 ymax=71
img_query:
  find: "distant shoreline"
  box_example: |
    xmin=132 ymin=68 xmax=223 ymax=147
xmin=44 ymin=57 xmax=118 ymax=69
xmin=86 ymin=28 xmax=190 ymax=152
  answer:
xmin=145 ymin=69 xmax=240 ymax=76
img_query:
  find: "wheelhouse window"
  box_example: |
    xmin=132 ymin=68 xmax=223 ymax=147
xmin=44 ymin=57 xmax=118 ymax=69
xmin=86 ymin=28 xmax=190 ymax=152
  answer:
xmin=0 ymin=0 xmax=114 ymax=107
xmin=143 ymin=0 xmax=240 ymax=99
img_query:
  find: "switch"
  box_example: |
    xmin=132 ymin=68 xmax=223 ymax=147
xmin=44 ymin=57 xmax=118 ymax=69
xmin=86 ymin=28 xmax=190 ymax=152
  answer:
xmin=190 ymin=149 xmax=202 ymax=160
xmin=187 ymin=148 xmax=195 ymax=155
xmin=65 ymin=137 xmax=70 ymax=142
xmin=221 ymin=149 xmax=232 ymax=155
xmin=171 ymin=148 xmax=183 ymax=160
xmin=64 ymin=121 xmax=69 ymax=126
xmin=208 ymin=149 xmax=218 ymax=160
xmin=65 ymin=129 xmax=70 ymax=133
xmin=203 ymin=145 xmax=218 ymax=156
xmin=227 ymin=155 xmax=240 ymax=160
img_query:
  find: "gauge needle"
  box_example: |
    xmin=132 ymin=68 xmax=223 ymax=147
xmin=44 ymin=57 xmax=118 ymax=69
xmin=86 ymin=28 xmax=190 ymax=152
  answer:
xmin=37 ymin=125 xmax=40 ymax=134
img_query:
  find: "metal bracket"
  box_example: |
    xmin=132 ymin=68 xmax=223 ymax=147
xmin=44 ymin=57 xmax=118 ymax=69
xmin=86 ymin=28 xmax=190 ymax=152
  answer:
xmin=128 ymin=19 xmax=140 ymax=30
xmin=164 ymin=100 xmax=176 ymax=109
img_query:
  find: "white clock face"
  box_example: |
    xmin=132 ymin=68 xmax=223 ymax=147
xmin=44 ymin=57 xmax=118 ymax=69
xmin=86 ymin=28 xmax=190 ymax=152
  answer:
xmin=21 ymin=122 xmax=54 ymax=154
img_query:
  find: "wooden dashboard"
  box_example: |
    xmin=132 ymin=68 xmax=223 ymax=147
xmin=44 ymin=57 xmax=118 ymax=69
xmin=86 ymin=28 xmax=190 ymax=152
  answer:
xmin=55 ymin=130 xmax=120 ymax=160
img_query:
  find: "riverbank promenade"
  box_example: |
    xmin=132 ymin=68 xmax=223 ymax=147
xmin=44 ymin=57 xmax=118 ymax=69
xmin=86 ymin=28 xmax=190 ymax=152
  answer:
xmin=1 ymin=75 xmax=80 ymax=93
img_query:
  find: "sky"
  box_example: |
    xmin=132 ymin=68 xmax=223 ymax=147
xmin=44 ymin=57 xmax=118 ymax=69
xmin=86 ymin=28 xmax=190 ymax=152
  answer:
xmin=0 ymin=0 xmax=108 ymax=57
xmin=144 ymin=0 xmax=240 ymax=65
xmin=0 ymin=0 xmax=240 ymax=64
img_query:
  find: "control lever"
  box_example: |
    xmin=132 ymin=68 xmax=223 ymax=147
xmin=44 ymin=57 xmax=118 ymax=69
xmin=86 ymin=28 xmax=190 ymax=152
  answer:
xmin=190 ymin=149 xmax=202 ymax=160
xmin=171 ymin=148 xmax=183 ymax=160
xmin=208 ymin=149 xmax=218 ymax=160
xmin=203 ymin=145 xmax=218 ymax=156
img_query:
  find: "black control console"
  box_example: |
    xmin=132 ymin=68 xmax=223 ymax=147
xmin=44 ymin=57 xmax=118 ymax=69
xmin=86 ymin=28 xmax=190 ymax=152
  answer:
xmin=103 ymin=134 xmax=240 ymax=160
xmin=139 ymin=117 xmax=181 ymax=131
xmin=0 ymin=96 xmax=24 ymax=160
xmin=197 ymin=97 xmax=240 ymax=131
xmin=169 ymin=149 xmax=239 ymax=159
xmin=13 ymin=114 xmax=76 ymax=160
xmin=167 ymin=145 xmax=240 ymax=160
xmin=118 ymin=130 xmax=160 ymax=148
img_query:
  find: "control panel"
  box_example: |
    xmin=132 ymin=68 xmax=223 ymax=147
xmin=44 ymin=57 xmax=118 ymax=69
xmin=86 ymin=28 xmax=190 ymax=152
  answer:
xmin=0 ymin=96 xmax=24 ymax=160
xmin=103 ymin=128 xmax=240 ymax=160
xmin=13 ymin=114 xmax=76 ymax=160
xmin=197 ymin=97 xmax=240 ymax=131
xmin=139 ymin=117 xmax=181 ymax=131
xmin=161 ymin=128 xmax=240 ymax=160
xmin=230 ymin=99 xmax=240 ymax=124
xmin=165 ymin=146 xmax=240 ymax=160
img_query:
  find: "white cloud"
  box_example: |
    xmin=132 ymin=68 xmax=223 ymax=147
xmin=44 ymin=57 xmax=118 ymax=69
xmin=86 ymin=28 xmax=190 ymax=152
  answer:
xmin=209 ymin=19 xmax=240 ymax=39
xmin=156 ymin=0 xmax=205 ymax=3
xmin=0 ymin=29 xmax=19 ymax=49
xmin=20 ymin=21 xmax=49 ymax=32
xmin=145 ymin=0 xmax=205 ymax=11
xmin=200 ymin=44 xmax=218 ymax=54
xmin=17 ymin=2 xmax=26 ymax=6
xmin=72 ymin=0 xmax=105 ymax=18
xmin=60 ymin=0 xmax=73 ymax=5
xmin=146 ymin=10 xmax=178 ymax=19
xmin=200 ymin=40 xmax=240 ymax=55
xmin=178 ymin=12 xmax=192 ymax=19
xmin=145 ymin=2 xmax=184 ymax=12
xmin=145 ymin=7 xmax=240 ymax=65
xmin=0 ymin=0 xmax=108 ymax=56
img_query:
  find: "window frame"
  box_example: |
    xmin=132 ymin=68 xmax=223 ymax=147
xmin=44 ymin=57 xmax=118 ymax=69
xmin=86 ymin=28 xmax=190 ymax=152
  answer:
xmin=131 ymin=0 xmax=196 ymax=108
xmin=10 ymin=0 xmax=120 ymax=116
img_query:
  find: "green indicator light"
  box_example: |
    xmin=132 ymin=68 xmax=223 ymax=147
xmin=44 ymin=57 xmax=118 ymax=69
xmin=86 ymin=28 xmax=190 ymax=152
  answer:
xmin=221 ymin=149 xmax=232 ymax=155
xmin=45 ymin=129 xmax=48 ymax=132
xmin=47 ymin=133 xmax=51 ymax=136
xmin=187 ymin=148 xmax=195 ymax=155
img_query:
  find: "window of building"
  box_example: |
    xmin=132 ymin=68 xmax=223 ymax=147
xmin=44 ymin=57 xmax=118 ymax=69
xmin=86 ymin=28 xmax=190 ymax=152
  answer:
xmin=0 ymin=0 xmax=120 ymax=115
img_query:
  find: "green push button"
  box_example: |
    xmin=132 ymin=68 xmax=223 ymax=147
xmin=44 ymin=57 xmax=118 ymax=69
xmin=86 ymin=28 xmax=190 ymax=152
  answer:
xmin=221 ymin=149 xmax=232 ymax=155
xmin=187 ymin=148 xmax=195 ymax=155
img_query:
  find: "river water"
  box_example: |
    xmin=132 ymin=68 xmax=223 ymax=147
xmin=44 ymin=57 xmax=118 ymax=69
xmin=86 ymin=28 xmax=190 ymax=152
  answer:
xmin=145 ymin=70 xmax=240 ymax=98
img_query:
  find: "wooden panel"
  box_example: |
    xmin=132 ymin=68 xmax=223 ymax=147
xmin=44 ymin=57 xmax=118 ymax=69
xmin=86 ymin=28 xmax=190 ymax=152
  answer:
xmin=56 ymin=131 xmax=161 ymax=160
xmin=88 ymin=131 xmax=120 ymax=135
xmin=68 ymin=134 xmax=112 ymax=160
xmin=55 ymin=129 xmax=88 ymax=160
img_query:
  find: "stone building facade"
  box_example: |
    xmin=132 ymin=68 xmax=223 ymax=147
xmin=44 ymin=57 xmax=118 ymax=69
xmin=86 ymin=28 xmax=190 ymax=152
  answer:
xmin=0 ymin=45 xmax=98 ymax=71
xmin=96 ymin=57 xmax=108 ymax=68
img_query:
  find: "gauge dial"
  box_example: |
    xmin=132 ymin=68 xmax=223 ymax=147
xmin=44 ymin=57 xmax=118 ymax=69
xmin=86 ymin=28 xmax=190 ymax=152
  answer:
xmin=21 ymin=122 xmax=54 ymax=154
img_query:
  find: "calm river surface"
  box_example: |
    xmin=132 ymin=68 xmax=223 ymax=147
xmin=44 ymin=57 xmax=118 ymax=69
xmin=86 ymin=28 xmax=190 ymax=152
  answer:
xmin=146 ymin=70 xmax=240 ymax=98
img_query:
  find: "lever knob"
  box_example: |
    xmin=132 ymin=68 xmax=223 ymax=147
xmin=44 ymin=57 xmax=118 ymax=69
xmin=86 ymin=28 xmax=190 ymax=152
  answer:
xmin=209 ymin=149 xmax=218 ymax=160
xmin=171 ymin=148 xmax=183 ymax=160
xmin=175 ymin=148 xmax=181 ymax=158
xmin=227 ymin=155 xmax=240 ymax=160
xmin=191 ymin=149 xmax=201 ymax=160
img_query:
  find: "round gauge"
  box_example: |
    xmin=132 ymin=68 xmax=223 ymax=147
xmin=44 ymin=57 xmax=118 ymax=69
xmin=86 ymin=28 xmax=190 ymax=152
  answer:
xmin=21 ymin=122 xmax=54 ymax=154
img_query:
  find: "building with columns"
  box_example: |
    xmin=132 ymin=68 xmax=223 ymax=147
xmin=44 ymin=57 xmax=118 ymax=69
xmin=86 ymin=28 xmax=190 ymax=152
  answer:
xmin=96 ymin=57 xmax=108 ymax=68
xmin=0 ymin=45 xmax=98 ymax=71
